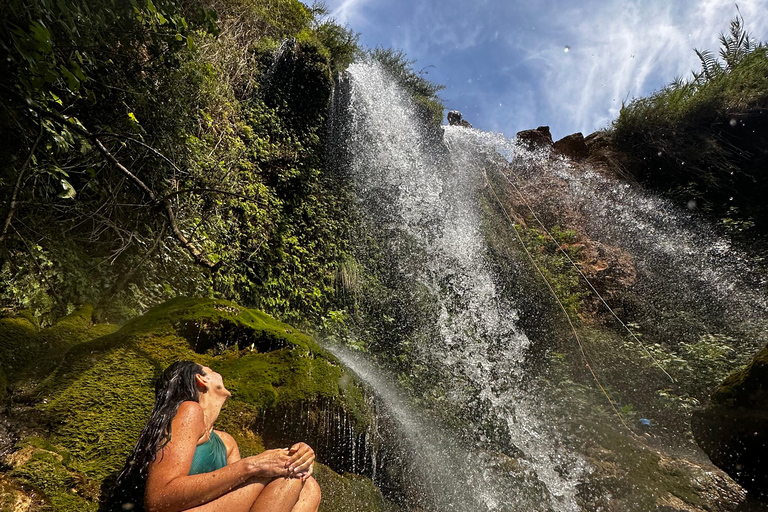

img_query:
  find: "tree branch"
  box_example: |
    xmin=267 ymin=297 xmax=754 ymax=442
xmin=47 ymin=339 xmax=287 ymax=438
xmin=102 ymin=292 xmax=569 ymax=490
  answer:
xmin=108 ymin=221 xmax=168 ymax=299
xmin=158 ymin=187 xmax=262 ymax=203
xmin=26 ymin=101 xmax=221 ymax=271
xmin=0 ymin=126 xmax=44 ymax=245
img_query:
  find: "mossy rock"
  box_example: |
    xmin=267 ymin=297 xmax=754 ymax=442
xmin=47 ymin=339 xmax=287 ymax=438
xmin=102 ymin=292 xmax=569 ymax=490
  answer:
xmin=0 ymin=305 xmax=119 ymax=392
xmin=709 ymin=344 xmax=768 ymax=408
xmin=0 ymin=314 xmax=40 ymax=383
xmin=2 ymin=297 xmax=387 ymax=511
xmin=692 ymin=343 xmax=768 ymax=500
xmin=314 ymin=464 xmax=401 ymax=512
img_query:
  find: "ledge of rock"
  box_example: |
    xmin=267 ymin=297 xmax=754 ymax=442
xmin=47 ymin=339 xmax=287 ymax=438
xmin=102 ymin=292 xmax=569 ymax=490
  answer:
xmin=516 ymin=126 xmax=553 ymax=149
xmin=553 ymin=132 xmax=589 ymax=160
xmin=692 ymin=343 xmax=768 ymax=501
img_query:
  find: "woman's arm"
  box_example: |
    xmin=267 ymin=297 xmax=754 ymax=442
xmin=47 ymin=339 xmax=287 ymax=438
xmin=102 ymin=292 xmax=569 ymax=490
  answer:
xmin=144 ymin=402 xmax=293 ymax=512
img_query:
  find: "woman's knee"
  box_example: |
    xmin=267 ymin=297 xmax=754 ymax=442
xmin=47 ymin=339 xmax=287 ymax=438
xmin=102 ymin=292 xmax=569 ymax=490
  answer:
xmin=267 ymin=476 xmax=303 ymax=496
xmin=301 ymin=477 xmax=321 ymax=506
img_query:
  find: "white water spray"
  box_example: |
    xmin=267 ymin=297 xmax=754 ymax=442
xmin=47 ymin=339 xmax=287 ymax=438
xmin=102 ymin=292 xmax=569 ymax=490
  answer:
xmin=333 ymin=62 xmax=590 ymax=512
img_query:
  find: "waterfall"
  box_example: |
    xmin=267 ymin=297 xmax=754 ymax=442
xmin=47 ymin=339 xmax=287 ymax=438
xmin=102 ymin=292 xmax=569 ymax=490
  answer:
xmin=328 ymin=62 xmax=590 ymax=512
xmin=327 ymin=61 xmax=767 ymax=511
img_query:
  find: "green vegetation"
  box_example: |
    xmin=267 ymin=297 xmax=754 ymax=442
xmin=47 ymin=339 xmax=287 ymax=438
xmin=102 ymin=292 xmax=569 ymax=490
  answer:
xmin=612 ymin=14 xmax=768 ymax=237
xmin=0 ymin=0 xmax=363 ymax=326
xmin=368 ymin=47 xmax=445 ymax=127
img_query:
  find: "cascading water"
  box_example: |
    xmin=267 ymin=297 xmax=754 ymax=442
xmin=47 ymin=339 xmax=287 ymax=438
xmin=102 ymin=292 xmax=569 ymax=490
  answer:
xmin=327 ymin=61 xmax=767 ymax=511
xmin=329 ymin=62 xmax=590 ymax=512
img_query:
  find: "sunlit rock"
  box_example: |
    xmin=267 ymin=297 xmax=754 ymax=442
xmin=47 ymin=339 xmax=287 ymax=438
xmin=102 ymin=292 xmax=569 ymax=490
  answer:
xmin=553 ymin=132 xmax=589 ymax=160
xmin=447 ymin=110 xmax=472 ymax=128
xmin=516 ymin=126 xmax=553 ymax=149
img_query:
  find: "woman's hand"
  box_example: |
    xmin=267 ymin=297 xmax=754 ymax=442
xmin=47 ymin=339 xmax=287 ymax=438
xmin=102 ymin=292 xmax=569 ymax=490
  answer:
xmin=286 ymin=442 xmax=315 ymax=481
xmin=244 ymin=448 xmax=292 ymax=478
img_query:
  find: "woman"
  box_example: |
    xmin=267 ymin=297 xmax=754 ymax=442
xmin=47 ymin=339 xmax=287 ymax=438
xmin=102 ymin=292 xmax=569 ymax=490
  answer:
xmin=111 ymin=361 xmax=321 ymax=512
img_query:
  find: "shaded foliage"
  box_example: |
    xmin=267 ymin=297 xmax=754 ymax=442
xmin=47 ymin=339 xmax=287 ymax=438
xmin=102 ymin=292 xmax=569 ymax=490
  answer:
xmin=612 ymin=14 xmax=768 ymax=242
xmin=0 ymin=0 xmax=363 ymax=325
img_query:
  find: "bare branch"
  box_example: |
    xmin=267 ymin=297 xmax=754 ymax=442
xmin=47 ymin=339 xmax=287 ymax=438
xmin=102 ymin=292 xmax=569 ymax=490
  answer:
xmin=25 ymin=101 xmax=222 ymax=271
xmin=108 ymin=221 xmax=168 ymax=299
xmin=0 ymin=126 xmax=44 ymax=245
xmin=158 ymin=187 xmax=263 ymax=203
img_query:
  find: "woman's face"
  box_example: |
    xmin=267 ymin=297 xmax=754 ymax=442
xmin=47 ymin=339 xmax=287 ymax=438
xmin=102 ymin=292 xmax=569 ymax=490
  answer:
xmin=200 ymin=366 xmax=232 ymax=398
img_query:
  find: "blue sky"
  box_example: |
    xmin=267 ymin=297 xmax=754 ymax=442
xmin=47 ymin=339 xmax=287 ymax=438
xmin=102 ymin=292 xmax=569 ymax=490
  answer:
xmin=311 ymin=0 xmax=768 ymax=140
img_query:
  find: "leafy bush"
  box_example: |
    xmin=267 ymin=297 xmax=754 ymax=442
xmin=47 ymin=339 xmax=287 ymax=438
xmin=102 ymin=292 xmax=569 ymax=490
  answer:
xmin=0 ymin=0 xmax=364 ymax=325
xmin=368 ymin=47 xmax=445 ymax=127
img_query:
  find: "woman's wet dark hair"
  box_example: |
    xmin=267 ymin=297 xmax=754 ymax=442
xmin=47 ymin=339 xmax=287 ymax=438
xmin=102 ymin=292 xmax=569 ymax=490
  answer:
xmin=107 ymin=361 xmax=205 ymax=511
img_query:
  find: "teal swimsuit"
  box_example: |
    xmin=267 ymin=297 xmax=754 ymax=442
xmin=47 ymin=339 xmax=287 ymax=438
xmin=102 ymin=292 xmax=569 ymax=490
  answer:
xmin=189 ymin=431 xmax=228 ymax=475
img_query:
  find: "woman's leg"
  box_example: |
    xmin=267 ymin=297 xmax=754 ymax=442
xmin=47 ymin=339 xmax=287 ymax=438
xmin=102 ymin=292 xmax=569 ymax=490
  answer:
xmin=181 ymin=476 xmax=319 ymax=512
xmin=184 ymin=478 xmax=270 ymax=512
xmin=291 ymin=477 xmax=321 ymax=512
xmin=249 ymin=477 xmax=303 ymax=512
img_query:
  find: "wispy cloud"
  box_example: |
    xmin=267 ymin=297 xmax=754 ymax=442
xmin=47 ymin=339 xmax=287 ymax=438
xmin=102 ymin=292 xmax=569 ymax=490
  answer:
xmin=327 ymin=0 xmax=370 ymax=27
xmin=313 ymin=0 xmax=768 ymax=139
xmin=509 ymin=0 xmax=768 ymax=137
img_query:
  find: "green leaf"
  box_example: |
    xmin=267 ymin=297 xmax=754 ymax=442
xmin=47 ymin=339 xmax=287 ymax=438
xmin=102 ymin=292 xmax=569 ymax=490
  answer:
xmin=58 ymin=179 xmax=76 ymax=199
xmin=59 ymin=65 xmax=80 ymax=92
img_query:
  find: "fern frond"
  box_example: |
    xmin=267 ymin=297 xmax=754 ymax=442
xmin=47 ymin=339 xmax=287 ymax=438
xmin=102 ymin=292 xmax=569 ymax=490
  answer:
xmin=668 ymin=75 xmax=687 ymax=90
xmin=695 ymin=48 xmax=722 ymax=80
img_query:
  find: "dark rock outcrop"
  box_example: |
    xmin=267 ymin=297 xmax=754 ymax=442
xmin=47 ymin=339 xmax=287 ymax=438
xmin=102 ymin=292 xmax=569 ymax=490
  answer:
xmin=553 ymin=132 xmax=589 ymax=160
xmin=692 ymin=344 xmax=768 ymax=500
xmin=516 ymin=126 xmax=553 ymax=149
xmin=447 ymin=110 xmax=472 ymax=128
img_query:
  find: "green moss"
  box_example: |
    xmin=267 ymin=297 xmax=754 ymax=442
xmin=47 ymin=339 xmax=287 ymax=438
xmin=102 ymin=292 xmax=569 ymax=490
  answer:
xmin=314 ymin=464 xmax=402 ymax=512
xmin=0 ymin=306 xmax=119 ymax=392
xmin=9 ymin=441 xmax=99 ymax=512
xmin=0 ymin=315 xmax=40 ymax=382
xmin=5 ymin=297 xmax=376 ymax=509
xmin=711 ymin=343 xmax=768 ymax=407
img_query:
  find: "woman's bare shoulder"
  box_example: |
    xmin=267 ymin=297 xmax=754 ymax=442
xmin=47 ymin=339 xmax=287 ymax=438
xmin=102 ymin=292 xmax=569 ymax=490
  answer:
xmin=213 ymin=430 xmax=237 ymax=447
xmin=213 ymin=430 xmax=240 ymax=461
xmin=174 ymin=401 xmax=206 ymax=432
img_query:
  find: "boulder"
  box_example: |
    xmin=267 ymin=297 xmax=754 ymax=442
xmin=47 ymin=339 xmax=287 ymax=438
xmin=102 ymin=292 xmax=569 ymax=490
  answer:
xmin=692 ymin=343 xmax=768 ymax=500
xmin=0 ymin=298 xmax=400 ymax=512
xmin=553 ymin=132 xmax=589 ymax=160
xmin=447 ymin=110 xmax=472 ymax=128
xmin=516 ymin=126 xmax=553 ymax=149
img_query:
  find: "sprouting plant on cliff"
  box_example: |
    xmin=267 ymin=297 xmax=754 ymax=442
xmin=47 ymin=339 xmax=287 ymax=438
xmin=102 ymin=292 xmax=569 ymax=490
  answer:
xmin=693 ymin=13 xmax=759 ymax=83
xmin=611 ymin=12 xmax=768 ymax=238
xmin=368 ymin=47 xmax=445 ymax=126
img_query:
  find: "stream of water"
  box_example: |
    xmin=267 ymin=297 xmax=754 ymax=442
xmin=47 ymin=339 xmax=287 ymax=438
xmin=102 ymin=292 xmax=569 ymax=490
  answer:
xmin=327 ymin=61 xmax=767 ymax=511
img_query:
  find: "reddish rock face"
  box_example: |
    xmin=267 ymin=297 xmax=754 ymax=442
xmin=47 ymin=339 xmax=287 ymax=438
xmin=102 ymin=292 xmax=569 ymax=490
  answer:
xmin=516 ymin=126 xmax=553 ymax=149
xmin=553 ymin=132 xmax=589 ymax=160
